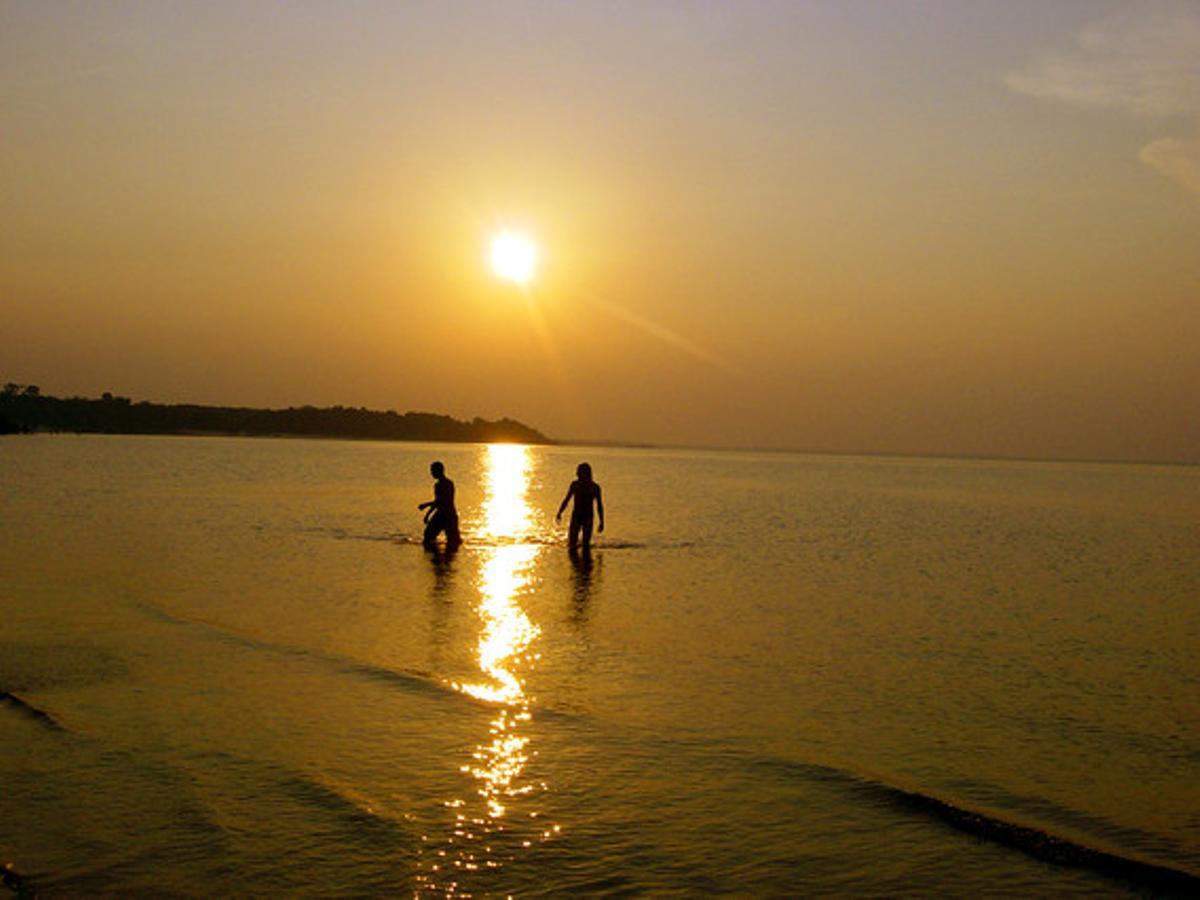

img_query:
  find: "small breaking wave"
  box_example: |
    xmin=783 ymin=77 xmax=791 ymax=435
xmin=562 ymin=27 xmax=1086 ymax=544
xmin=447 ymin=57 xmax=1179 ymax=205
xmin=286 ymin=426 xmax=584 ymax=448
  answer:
xmin=300 ymin=526 xmax=404 ymax=543
xmin=0 ymin=691 xmax=65 ymax=732
xmin=742 ymin=751 xmax=1200 ymax=893
xmin=880 ymin=784 xmax=1199 ymax=892
xmin=301 ymin=524 xmax=688 ymax=551
xmin=130 ymin=602 xmax=471 ymax=707
xmin=268 ymin=767 xmax=413 ymax=849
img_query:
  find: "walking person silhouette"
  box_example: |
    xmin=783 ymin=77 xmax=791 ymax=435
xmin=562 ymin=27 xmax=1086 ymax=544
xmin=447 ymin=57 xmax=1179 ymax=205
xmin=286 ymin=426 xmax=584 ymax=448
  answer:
xmin=419 ymin=461 xmax=462 ymax=550
xmin=556 ymin=462 xmax=604 ymax=552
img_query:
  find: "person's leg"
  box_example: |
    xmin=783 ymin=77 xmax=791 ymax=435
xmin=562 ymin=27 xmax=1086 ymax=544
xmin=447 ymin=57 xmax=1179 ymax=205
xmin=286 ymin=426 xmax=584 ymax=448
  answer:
xmin=446 ymin=515 xmax=462 ymax=549
xmin=424 ymin=512 xmax=442 ymax=548
xmin=568 ymin=515 xmax=581 ymax=550
xmin=579 ymin=515 xmax=594 ymax=549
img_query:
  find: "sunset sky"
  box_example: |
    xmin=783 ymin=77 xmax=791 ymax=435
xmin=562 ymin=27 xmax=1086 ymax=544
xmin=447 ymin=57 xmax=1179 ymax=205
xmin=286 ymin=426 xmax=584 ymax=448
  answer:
xmin=3 ymin=1 xmax=1197 ymax=462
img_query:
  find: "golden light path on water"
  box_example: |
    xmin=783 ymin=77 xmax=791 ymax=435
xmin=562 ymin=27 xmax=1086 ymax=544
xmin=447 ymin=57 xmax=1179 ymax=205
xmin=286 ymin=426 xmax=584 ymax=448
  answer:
xmin=419 ymin=444 xmax=557 ymax=894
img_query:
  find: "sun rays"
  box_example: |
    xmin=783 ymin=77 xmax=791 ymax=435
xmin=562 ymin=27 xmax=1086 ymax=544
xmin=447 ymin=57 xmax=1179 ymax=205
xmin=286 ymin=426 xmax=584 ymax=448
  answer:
xmin=483 ymin=225 xmax=741 ymax=380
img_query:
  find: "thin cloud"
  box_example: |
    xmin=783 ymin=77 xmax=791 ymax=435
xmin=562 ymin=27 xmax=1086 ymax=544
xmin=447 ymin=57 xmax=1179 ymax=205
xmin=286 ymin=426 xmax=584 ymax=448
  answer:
xmin=1005 ymin=8 xmax=1200 ymax=117
xmin=1006 ymin=5 xmax=1200 ymax=197
xmin=1139 ymin=135 xmax=1200 ymax=195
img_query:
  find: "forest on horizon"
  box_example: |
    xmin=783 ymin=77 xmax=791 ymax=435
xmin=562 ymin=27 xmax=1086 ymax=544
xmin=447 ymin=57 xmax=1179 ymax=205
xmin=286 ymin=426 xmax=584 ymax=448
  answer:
xmin=0 ymin=384 xmax=551 ymax=445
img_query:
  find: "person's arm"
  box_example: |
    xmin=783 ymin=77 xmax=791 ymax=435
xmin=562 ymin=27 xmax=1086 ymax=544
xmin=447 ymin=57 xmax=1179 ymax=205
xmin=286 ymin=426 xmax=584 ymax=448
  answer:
xmin=556 ymin=483 xmax=575 ymax=521
xmin=419 ymin=486 xmax=441 ymax=512
xmin=596 ymin=485 xmax=604 ymax=532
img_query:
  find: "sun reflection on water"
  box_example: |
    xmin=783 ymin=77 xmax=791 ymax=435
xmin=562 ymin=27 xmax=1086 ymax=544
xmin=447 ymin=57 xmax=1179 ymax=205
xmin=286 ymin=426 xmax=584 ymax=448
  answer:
xmin=418 ymin=444 xmax=555 ymax=895
xmin=478 ymin=443 xmax=536 ymax=541
xmin=458 ymin=543 xmax=539 ymax=707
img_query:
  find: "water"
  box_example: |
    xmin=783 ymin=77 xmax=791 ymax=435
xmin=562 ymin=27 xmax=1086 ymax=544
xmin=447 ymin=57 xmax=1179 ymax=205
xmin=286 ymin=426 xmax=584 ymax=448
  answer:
xmin=1 ymin=434 xmax=1197 ymax=896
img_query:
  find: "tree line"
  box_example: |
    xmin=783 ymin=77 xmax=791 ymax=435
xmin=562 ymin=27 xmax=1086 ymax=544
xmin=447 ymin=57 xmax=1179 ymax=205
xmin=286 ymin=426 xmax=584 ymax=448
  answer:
xmin=0 ymin=384 xmax=551 ymax=444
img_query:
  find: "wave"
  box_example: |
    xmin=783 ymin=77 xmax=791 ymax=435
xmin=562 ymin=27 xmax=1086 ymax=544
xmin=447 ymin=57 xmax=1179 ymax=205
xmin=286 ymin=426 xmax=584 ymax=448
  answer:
xmin=882 ymin=784 xmax=1198 ymax=892
xmin=300 ymin=526 xmax=403 ymax=543
xmin=270 ymin=767 xmax=412 ymax=848
xmin=740 ymin=751 xmax=1200 ymax=894
xmin=158 ymin=746 xmax=414 ymax=858
xmin=125 ymin=605 xmax=1200 ymax=892
xmin=0 ymin=691 xmax=65 ymax=732
xmin=300 ymin=524 xmax=687 ymax=551
xmin=384 ymin=532 xmax=657 ymax=550
xmin=130 ymin=602 xmax=472 ymax=708
xmin=333 ymin=659 xmax=467 ymax=704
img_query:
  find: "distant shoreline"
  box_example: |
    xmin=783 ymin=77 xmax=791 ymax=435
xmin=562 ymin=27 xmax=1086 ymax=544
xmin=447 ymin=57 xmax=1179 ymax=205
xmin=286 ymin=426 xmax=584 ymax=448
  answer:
xmin=4 ymin=385 xmax=1194 ymax=467
xmin=0 ymin=384 xmax=552 ymax=446
xmin=560 ymin=437 xmax=1199 ymax=469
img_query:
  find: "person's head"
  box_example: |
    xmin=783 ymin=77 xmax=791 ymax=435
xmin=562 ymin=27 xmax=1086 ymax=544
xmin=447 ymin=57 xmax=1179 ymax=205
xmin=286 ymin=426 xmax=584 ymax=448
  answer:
xmin=430 ymin=461 xmax=445 ymax=479
xmin=576 ymin=462 xmax=592 ymax=482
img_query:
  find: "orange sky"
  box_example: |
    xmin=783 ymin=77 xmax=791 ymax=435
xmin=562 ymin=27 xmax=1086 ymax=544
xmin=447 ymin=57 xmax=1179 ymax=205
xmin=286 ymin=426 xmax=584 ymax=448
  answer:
xmin=2 ymin=1 xmax=1198 ymax=461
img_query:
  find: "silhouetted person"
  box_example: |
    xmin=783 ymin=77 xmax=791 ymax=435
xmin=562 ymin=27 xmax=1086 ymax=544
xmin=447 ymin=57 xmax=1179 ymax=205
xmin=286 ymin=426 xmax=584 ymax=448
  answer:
xmin=556 ymin=462 xmax=604 ymax=551
xmin=419 ymin=461 xmax=461 ymax=550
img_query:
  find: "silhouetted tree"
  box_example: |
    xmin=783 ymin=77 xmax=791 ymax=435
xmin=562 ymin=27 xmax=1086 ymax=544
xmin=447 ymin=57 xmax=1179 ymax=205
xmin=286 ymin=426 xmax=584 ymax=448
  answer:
xmin=0 ymin=384 xmax=552 ymax=444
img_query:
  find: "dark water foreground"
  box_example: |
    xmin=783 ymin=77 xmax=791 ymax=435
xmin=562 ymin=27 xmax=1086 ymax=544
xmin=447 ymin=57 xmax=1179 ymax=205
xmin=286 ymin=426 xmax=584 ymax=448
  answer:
xmin=2 ymin=435 xmax=1197 ymax=895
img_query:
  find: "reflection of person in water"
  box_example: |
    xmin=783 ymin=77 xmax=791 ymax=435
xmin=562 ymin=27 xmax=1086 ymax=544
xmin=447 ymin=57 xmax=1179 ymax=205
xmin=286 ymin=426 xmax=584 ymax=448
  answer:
xmin=569 ymin=548 xmax=601 ymax=622
xmin=418 ymin=461 xmax=462 ymax=550
xmin=556 ymin=462 xmax=604 ymax=551
xmin=425 ymin=542 xmax=457 ymax=666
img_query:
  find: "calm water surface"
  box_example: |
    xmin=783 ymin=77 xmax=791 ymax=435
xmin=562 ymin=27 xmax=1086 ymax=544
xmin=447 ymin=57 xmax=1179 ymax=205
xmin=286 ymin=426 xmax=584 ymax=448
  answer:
xmin=1 ymin=434 xmax=1197 ymax=896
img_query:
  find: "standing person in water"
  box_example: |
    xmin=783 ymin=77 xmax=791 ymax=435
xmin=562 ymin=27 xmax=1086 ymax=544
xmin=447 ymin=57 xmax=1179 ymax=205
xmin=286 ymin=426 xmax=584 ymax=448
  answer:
xmin=556 ymin=462 xmax=604 ymax=551
xmin=418 ymin=461 xmax=461 ymax=550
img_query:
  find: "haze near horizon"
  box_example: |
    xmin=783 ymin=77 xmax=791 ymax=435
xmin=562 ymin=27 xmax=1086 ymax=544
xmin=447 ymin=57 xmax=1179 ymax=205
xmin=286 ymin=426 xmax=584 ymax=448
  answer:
xmin=3 ymin=1 xmax=1198 ymax=462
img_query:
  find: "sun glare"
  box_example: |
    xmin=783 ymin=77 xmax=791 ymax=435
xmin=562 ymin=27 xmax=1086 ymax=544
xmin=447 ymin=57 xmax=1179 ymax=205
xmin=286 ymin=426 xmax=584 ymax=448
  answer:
xmin=490 ymin=232 xmax=537 ymax=285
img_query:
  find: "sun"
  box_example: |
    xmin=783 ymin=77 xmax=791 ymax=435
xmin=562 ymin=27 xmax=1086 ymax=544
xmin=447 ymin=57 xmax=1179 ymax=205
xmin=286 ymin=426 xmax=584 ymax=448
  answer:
xmin=490 ymin=231 xmax=538 ymax=285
